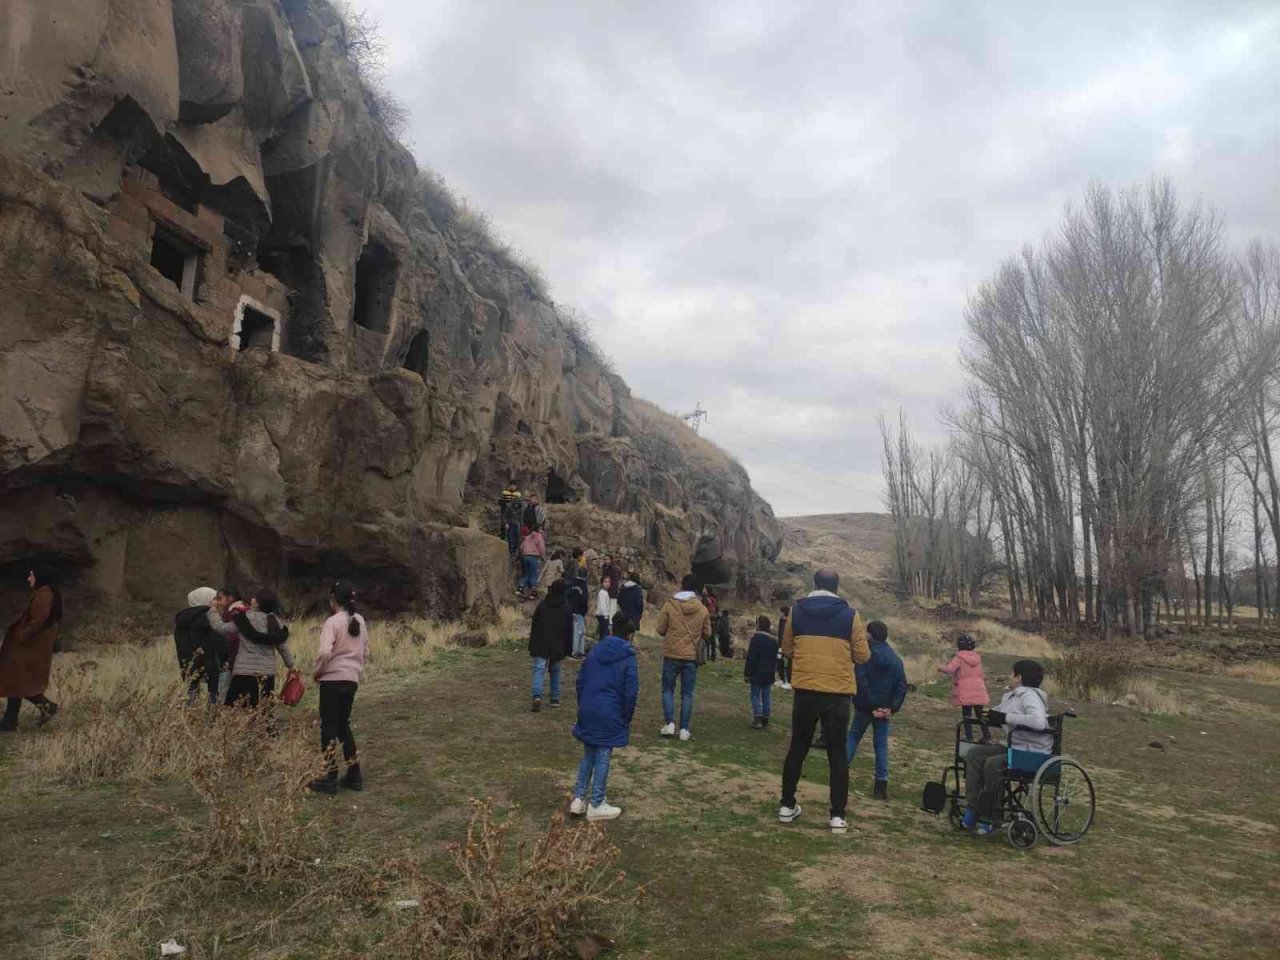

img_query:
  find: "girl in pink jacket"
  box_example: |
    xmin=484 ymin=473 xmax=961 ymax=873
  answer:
xmin=309 ymin=582 xmax=369 ymax=795
xmin=940 ymin=634 xmax=990 ymax=742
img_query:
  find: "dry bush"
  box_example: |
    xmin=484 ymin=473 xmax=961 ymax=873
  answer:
xmin=376 ymin=800 xmax=629 ymax=960
xmin=168 ymin=703 xmax=326 ymax=887
xmin=1122 ymin=678 xmax=1190 ymax=715
xmin=1051 ymin=646 xmax=1138 ymax=701
xmin=900 ymin=652 xmax=941 ymax=688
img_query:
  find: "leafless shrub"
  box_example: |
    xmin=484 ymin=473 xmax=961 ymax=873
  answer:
xmin=1052 ymin=647 xmax=1139 ymax=701
xmin=376 ymin=800 xmax=631 ymax=960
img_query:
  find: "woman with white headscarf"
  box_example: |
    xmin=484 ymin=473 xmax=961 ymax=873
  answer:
xmin=174 ymin=586 xmax=223 ymax=705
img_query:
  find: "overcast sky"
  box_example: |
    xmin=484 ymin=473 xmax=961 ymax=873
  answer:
xmin=359 ymin=0 xmax=1280 ymax=517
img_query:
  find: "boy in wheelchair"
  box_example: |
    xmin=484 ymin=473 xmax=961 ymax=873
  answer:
xmin=962 ymin=659 xmax=1050 ymax=836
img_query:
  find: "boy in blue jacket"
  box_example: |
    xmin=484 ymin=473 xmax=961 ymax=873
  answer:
xmin=846 ymin=620 xmax=907 ymax=800
xmin=744 ymin=615 xmax=779 ymax=729
xmin=569 ymin=613 xmax=639 ymax=821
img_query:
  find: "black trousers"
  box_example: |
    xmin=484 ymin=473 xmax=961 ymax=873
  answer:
xmin=777 ymin=655 xmax=792 ymax=684
xmin=318 ymin=680 xmax=359 ymax=778
xmin=781 ymin=689 xmax=851 ymax=818
xmin=225 ymin=674 xmax=274 ymax=707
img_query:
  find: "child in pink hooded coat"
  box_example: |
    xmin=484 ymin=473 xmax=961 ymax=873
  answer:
xmin=940 ymin=634 xmax=990 ymax=741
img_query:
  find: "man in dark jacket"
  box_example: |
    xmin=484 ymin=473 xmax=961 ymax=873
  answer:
xmin=174 ymin=586 xmax=225 ymax=705
xmin=744 ymin=616 xmax=779 ymax=729
xmin=847 ymin=620 xmax=907 ymax=800
xmin=617 ymin=574 xmax=645 ymax=627
xmin=528 ymin=580 xmax=573 ymax=711
xmin=566 ymin=571 xmax=589 ymax=659
xmin=569 ymin=614 xmax=639 ymax=821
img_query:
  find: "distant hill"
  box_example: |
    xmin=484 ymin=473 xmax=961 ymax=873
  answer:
xmin=779 ymin=513 xmax=897 ymax=583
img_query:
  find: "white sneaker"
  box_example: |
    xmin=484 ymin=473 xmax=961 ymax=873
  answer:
xmin=781 ymin=682 xmax=792 ymax=690
xmin=829 ymin=816 xmax=848 ymax=834
xmin=586 ymin=801 xmax=622 ymax=821
xmin=778 ymin=803 xmax=802 ymax=823
xmin=568 ymin=797 xmax=586 ymax=816
xmin=660 ymin=723 xmax=676 ymax=737
xmin=678 ymin=728 xmax=692 ymax=742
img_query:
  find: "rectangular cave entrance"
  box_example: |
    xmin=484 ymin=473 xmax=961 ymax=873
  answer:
xmin=352 ymin=240 xmax=397 ymax=333
xmin=150 ymin=224 xmax=201 ymax=299
xmin=238 ymin=306 xmax=276 ymax=351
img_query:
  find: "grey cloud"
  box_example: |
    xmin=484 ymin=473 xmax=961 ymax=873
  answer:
xmin=363 ymin=0 xmax=1280 ymax=515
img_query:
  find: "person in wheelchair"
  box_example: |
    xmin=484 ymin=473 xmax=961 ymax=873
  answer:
xmin=961 ymin=659 xmax=1050 ymax=836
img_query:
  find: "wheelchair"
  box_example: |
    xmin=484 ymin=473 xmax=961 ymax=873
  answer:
xmin=921 ymin=710 xmax=1095 ymax=849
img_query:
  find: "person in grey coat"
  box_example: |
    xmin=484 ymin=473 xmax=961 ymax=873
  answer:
xmin=209 ymin=587 xmax=295 ymax=707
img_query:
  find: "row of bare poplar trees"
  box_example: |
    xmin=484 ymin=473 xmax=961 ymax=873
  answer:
xmin=882 ymin=180 xmax=1280 ymax=639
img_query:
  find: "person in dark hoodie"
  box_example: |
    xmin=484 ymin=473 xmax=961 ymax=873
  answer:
xmin=209 ymin=587 xmax=295 ymax=707
xmin=617 ymin=573 xmax=645 ymax=628
xmin=778 ymin=569 xmax=870 ymax=835
xmin=847 ymin=620 xmax=907 ymax=800
xmin=568 ymin=613 xmax=639 ymax=822
xmin=744 ymin=615 xmax=779 ymax=729
xmin=528 ymin=579 xmax=573 ymax=712
xmin=565 ymin=567 xmax=590 ymax=659
xmin=962 ymin=659 xmax=1051 ymax=836
xmin=174 ymin=586 xmax=225 ymax=705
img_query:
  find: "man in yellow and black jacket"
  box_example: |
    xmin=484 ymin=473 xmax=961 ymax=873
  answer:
xmin=777 ymin=568 xmax=870 ymax=834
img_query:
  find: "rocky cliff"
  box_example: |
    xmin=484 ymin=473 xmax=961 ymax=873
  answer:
xmin=0 ymin=0 xmax=782 ymax=619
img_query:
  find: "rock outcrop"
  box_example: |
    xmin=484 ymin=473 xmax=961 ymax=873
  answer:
xmin=0 ymin=0 xmax=782 ymax=620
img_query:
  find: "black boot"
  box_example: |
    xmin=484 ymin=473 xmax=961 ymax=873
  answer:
xmin=761 ymin=716 xmax=769 ymax=729
xmin=873 ymin=780 xmax=888 ymax=801
xmin=339 ymin=764 xmax=364 ymax=791
xmin=308 ymin=774 xmax=338 ymax=795
xmin=750 ymin=715 xmax=763 ymax=730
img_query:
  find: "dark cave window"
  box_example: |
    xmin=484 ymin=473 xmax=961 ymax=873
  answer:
xmin=238 ymin=306 xmax=277 ymax=351
xmin=150 ymin=224 xmax=201 ymax=299
xmin=403 ymin=329 xmax=430 ymax=379
xmin=352 ymin=240 xmax=397 ymax=333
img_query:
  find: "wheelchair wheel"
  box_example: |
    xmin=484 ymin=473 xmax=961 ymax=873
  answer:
xmin=1007 ymin=813 xmax=1038 ymax=850
xmin=1033 ymin=756 xmax=1095 ymax=845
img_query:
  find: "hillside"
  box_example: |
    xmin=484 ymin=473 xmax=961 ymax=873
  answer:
xmin=780 ymin=512 xmax=897 ymax=583
xmin=0 ymin=0 xmax=780 ymax=621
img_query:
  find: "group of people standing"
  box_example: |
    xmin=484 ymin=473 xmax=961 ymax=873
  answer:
xmin=173 ymin=580 xmax=370 ymax=793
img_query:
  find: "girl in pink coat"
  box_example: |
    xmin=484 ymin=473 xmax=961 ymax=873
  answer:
xmin=940 ymin=634 xmax=990 ymax=742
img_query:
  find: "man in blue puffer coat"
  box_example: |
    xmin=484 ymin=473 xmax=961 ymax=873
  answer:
xmin=846 ymin=620 xmax=907 ymax=801
xmin=568 ymin=614 xmax=640 ymax=822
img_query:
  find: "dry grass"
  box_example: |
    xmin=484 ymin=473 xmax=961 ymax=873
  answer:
xmin=1223 ymin=661 xmax=1280 ymax=684
xmin=969 ymin=619 xmax=1058 ymax=658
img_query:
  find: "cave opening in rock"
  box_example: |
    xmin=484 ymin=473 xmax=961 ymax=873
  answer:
xmin=236 ymin=303 xmax=278 ymax=352
xmin=150 ymin=224 xmax=201 ymax=299
xmin=691 ymin=556 xmax=732 ymax=586
xmin=353 ymin=240 xmax=397 ymax=333
xmin=403 ymin=329 xmax=429 ymax=379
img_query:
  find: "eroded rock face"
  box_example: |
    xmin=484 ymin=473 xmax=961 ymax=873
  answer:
xmin=0 ymin=0 xmax=781 ymax=621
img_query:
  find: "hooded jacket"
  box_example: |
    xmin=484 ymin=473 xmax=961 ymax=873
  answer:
xmin=853 ymin=639 xmax=908 ymax=714
xmin=782 ymin=591 xmax=870 ymax=694
xmin=744 ymin=630 xmax=780 ymax=686
xmin=566 ymin=576 xmax=589 ymax=616
xmin=573 ymin=635 xmax=639 ymax=748
xmin=174 ymin=605 xmax=224 ymax=680
xmin=997 ymin=685 xmax=1052 ymax=753
xmin=654 ymin=592 xmax=711 ymax=661
xmin=617 ymin=580 xmax=645 ymax=625
xmin=528 ymin=592 xmax=573 ymax=661
xmin=941 ymin=650 xmax=989 ymax=706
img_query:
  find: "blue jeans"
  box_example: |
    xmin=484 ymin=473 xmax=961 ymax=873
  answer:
xmin=573 ymin=744 xmax=612 ymax=805
xmin=506 ymin=523 xmax=520 ymax=556
xmin=532 ymin=657 xmax=561 ymax=701
xmin=572 ymin=614 xmax=585 ymax=655
xmin=661 ymin=658 xmax=697 ymax=730
xmin=750 ymin=683 xmax=772 ymax=717
xmin=847 ymin=710 xmax=890 ymax=782
xmin=520 ymin=555 xmax=541 ymax=589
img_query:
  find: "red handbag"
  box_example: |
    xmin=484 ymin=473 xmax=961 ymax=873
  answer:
xmin=280 ymin=670 xmax=305 ymax=707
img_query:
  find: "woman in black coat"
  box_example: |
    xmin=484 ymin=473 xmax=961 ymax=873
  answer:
xmin=528 ymin=579 xmax=573 ymax=712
